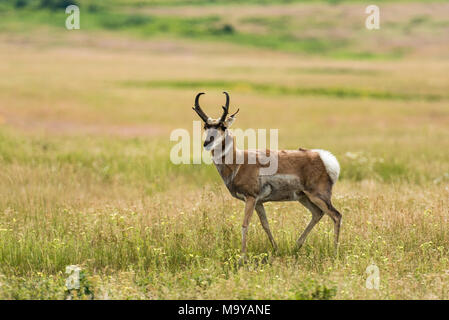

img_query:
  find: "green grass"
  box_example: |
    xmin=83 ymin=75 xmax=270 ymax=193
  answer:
xmin=0 ymin=129 xmax=217 ymax=195
xmin=2 ymin=1 xmax=447 ymax=59
xmin=123 ymin=79 xmax=446 ymax=101
xmin=0 ymin=125 xmax=448 ymax=299
xmin=3 ymin=9 xmax=335 ymax=55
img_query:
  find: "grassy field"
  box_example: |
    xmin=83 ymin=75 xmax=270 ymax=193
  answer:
xmin=0 ymin=1 xmax=449 ymax=299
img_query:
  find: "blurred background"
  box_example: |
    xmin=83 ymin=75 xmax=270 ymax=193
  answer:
xmin=1 ymin=0 xmax=448 ymax=184
xmin=0 ymin=0 xmax=449 ymax=299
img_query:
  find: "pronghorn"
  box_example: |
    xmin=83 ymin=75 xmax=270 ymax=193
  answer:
xmin=192 ymin=92 xmax=342 ymax=260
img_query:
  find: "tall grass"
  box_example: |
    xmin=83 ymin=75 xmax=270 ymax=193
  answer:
xmin=0 ymin=125 xmax=448 ymax=299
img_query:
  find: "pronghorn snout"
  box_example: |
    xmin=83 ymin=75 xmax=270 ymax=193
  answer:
xmin=204 ymin=128 xmax=223 ymax=150
xmin=204 ymin=135 xmax=214 ymax=148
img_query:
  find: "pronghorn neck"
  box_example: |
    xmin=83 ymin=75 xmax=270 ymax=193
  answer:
xmin=211 ymin=131 xmax=238 ymax=163
xmin=211 ymin=132 xmax=241 ymax=188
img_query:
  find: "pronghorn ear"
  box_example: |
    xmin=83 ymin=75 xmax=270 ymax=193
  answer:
xmin=224 ymin=116 xmax=236 ymax=128
xmin=224 ymin=108 xmax=239 ymax=128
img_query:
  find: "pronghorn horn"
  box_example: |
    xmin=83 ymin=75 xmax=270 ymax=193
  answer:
xmin=229 ymin=108 xmax=239 ymax=118
xmin=192 ymin=92 xmax=210 ymax=123
xmin=219 ymin=91 xmax=230 ymax=124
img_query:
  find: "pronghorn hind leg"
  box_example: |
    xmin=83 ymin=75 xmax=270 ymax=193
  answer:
xmin=240 ymin=196 xmax=256 ymax=265
xmin=303 ymin=191 xmax=342 ymax=250
xmin=329 ymin=202 xmax=342 ymax=247
xmin=255 ymin=203 xmax=278 ymax=252
xmin=296 ymin=194 xmax=324 ymax=249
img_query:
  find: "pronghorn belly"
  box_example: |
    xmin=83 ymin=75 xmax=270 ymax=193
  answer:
xmin=257 ymin=174 xmax=303 ymax=202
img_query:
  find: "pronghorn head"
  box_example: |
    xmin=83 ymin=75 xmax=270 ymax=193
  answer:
xmin=192 ymin=92 xmax=239 ymax=151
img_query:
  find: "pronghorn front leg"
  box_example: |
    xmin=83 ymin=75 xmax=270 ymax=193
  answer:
xmin=240 ymin=196 xmax=256 ymax=264
xmin=255 ymin=203 xmax=278 ymax=252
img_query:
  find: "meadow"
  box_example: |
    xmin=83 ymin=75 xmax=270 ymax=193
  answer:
xmin=0 ymin=0 xmax=448 ymax=299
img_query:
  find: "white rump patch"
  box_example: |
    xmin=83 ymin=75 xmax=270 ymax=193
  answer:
xmin=312 ymin=149 xmax=340 ymax=184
